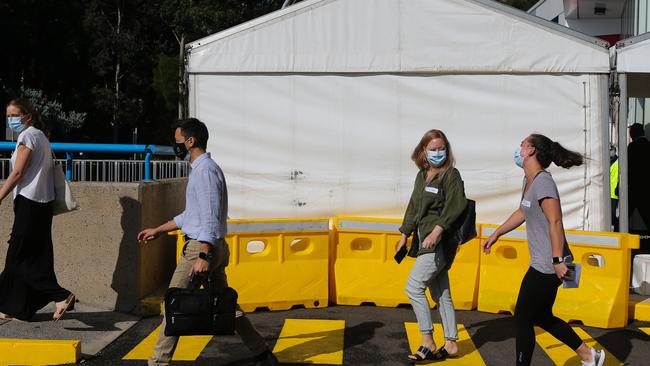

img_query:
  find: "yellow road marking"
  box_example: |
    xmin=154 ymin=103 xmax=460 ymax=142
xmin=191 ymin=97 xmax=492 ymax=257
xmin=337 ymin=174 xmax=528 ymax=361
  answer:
xmin=272 ymin=318 xmax=344 ymax=365
xmin=122 ymin=325 xmax=212 ymax=361
xmin=404 ymin=322 xmax=486 ymax=365
xmin=534 ymin=326 xmax=622 ymax=365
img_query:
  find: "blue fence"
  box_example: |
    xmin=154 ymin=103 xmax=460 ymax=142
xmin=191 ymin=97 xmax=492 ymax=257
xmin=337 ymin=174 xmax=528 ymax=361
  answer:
xmin=0 ymin=142 xmax=176 ymax=182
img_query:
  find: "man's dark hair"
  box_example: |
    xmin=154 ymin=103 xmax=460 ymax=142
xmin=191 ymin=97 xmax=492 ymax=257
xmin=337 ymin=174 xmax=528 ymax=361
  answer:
xmin=175 ymin=118 xmax=208 ymax=150
xmin=629 ymin=123 xmax=646 ymax=141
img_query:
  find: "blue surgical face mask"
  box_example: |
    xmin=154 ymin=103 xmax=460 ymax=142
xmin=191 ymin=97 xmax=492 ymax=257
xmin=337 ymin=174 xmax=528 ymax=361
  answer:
xmin=514 ymin=146 xmax=524 ymax=168
xmin=7 ymin=116 xmax=25 ymax=134
xmin=426 ymin=150 xmax=447 ymax=167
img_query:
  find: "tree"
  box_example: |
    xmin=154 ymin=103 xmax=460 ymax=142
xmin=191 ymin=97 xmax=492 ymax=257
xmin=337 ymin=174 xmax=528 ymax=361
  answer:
xmin=153 ymin=0 xmax=284 ymax=118
xmin=83 ymin=0 xmax=155 ymax=143
xmin=22 ymin=88 xmax=87 ymax=134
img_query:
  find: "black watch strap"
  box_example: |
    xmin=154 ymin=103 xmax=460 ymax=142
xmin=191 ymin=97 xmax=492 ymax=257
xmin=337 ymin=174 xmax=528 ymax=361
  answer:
xmin=552 ymin=256 xmax=564 ymax=265
xmin=198 ymin=251 xmax=212 ymax=261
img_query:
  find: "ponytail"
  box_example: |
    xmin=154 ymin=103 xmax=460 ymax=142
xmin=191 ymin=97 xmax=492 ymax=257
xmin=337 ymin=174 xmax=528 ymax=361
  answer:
xmin=7 ymin=98 xmax=50 ymax=138
xmin=550 ymin=141 xmax=583 ymax=168
xmin=529 ymin=134 xmax=583 ymax=169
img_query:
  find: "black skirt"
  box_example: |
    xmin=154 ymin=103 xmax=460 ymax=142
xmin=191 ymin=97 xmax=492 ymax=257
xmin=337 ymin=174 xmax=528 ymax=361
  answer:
xmin=0 ymin=194 xmax=70 ymax=320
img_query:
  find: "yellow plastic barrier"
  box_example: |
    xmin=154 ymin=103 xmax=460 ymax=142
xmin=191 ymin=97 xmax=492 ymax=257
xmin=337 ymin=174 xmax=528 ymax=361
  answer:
xmin=332 ymin=216 xmax=481 ymax=310
xmin=477 ymin=224 xmax=640 ymax=329
xmin=225 ymin=218 xmax=330 ymax=312
xmin=170 ymin=230 xmax=184 ymax=263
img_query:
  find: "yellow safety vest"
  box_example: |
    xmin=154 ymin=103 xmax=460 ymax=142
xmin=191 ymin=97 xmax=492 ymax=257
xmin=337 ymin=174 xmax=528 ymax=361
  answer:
xmin=610 ymin=159 xmax=619 ymax=199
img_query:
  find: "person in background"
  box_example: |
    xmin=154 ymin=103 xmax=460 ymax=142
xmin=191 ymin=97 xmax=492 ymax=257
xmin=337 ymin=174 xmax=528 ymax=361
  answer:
xmin=396 ymin=129 xmax=467 ymax=363
xmin=627 ymin=123 xmax=650 ymax=234
xmin=138 ymin=118 xmax=278 ymax=366
xmin=609 ymin=145 xmax=618 ymax=232
xmin=0 ymin=98 xmax=75 ymax=322
xmin=482 ymin=134 xmax=605 ymax=366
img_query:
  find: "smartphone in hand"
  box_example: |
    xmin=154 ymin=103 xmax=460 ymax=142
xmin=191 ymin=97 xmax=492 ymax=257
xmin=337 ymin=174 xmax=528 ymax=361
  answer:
xmin=394 ymin=245 xmax=408 ymax=264
xmin=562 ymin=263 xmax=581 ymax=288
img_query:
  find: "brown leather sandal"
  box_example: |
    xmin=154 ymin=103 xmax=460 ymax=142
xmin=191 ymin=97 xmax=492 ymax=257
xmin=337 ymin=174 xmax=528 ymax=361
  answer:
xmin=53 ymin=293 xmax=76 ymax=322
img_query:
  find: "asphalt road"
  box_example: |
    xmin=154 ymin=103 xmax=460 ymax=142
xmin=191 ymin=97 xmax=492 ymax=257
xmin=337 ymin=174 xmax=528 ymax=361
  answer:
xmin=77 ymin=305 xmax=650 ymax=366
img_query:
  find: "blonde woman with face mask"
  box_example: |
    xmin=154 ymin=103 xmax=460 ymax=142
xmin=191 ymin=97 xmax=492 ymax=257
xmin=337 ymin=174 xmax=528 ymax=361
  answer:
xmin=396 ymin=129 xmax=467 ymax=363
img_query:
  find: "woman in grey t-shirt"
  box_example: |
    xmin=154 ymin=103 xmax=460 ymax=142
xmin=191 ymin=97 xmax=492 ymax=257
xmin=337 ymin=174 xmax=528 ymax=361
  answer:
xmin=481 ymin=134 xmax=605 ymax=366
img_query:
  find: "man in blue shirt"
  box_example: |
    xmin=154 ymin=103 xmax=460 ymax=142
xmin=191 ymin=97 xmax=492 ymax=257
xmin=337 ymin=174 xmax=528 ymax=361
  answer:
xmin=138 ymin=118 xmax=278 ymax=366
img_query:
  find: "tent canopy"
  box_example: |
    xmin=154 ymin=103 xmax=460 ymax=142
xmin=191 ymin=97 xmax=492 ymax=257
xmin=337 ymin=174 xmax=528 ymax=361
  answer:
xmin=616 ymin=32 xmax=650 ymax=74
xmin=186 ymin=0 xmax=611 ymax=230
xmin=188 ymin=0 xmax=610 ymax=74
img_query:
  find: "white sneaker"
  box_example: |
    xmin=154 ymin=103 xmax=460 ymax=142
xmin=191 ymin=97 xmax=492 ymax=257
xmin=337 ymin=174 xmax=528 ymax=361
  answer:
xmin=581 ymin=348 xmax=605 ymax=366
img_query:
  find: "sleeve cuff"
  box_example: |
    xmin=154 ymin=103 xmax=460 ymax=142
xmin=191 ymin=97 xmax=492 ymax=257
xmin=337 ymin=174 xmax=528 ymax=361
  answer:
xmin=196 ymin=232 xmax=216 ymax=246
xmin=173 ymin=214 xmax=184 ymax=229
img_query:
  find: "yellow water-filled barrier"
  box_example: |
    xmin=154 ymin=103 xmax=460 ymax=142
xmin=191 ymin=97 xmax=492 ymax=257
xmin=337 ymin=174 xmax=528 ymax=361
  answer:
xmin=225 ymin=218 xmax=330 ymax=312
xmin=477 ymin=225 xmax=640 ymax=328
xmin=332 ymin=216 xmax=481 ymax=310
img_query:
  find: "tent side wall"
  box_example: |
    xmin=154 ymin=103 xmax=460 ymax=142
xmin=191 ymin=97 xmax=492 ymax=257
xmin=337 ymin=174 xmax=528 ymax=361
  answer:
xmin=188 ymin=72 xmax=608 ymax=230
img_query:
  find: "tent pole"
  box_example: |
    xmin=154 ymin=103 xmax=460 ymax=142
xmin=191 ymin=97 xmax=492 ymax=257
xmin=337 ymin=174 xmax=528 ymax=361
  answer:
xmin=618 ymin=73 xmax=629 ymax=233
xmin=602 ymin=74 xmax=612 ymax=232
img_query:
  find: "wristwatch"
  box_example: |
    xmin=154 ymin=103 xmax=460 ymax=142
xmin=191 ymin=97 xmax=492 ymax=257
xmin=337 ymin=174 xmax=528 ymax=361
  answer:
xmin=198 ymin=252 xmax=212 ymax=262
xmin=552 ymin=256 xmax=564 ymax=265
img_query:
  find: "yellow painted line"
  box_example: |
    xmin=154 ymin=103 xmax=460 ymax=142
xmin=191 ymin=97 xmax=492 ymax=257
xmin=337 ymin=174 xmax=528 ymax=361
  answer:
xmin=534 ymin=327 xmax=622 ymax=366
xmin=122 ymin=325 xmax=212 ymax=361
xmin=404 ymin=322 xmax=486 ymax=365
xmin=272 ymin=318 xmax=344 ymax=365
xmin=0 ymin=338 xmax=80 ymax=365
xmin=640 ymin=327 xmax=650 ymax=336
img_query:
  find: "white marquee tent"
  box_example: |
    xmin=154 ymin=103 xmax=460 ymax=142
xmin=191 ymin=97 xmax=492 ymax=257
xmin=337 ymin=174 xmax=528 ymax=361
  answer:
xmin=186 ymin=0 xmax=611 ymax=230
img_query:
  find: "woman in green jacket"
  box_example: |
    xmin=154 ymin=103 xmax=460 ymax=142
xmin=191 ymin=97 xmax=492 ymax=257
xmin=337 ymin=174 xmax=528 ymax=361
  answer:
xmin=396 ymin=129 xmax=467 ymax=363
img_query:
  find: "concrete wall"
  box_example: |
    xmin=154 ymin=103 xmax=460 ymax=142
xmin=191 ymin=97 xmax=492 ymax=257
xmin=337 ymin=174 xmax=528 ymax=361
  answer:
xmin=0 ymin=178 xmax=187 ymax=313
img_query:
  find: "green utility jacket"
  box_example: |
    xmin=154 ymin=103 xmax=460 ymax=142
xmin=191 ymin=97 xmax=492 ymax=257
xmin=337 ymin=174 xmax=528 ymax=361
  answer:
xmin=399 ymin=167 xmax=467 ymax=258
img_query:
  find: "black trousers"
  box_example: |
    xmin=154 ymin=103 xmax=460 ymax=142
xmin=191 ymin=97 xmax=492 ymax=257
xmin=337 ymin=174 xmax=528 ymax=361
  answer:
xmin=0 ymin=195 xmax=70 ymax=320
xmin=514 ymin=267 xmax=582 ymax=366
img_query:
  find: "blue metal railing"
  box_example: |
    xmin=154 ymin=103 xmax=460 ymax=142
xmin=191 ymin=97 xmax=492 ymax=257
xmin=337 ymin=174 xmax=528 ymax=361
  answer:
xmin=0 ymin=142 xmax=176 ymax=182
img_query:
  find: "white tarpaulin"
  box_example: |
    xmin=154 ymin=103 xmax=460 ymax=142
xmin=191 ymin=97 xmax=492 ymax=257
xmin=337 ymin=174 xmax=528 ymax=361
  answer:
xmin=616 ymin=33 xmax=650 ymax=73
xmin=187 ymin=0 xmax=611 ymax=230
xmin=188 ymin=0 xmax=609 ymax=73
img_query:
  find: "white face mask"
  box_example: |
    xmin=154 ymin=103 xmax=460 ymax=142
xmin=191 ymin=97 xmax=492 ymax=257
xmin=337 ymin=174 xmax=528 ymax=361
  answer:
xmin=426 ymin=150 xmax=447 ymax=167
xmin=514 ymin=146 xmax=524 ymax=168
xmin=7 ymin=116 xmax=25 ymax=134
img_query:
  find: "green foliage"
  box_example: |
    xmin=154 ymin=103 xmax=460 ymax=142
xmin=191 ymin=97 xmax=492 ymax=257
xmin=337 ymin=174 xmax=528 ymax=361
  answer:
xmin=153 ymin=54 xmax=180 ymax=113
xmin=21 ymin=88 xmax=87 ymax=131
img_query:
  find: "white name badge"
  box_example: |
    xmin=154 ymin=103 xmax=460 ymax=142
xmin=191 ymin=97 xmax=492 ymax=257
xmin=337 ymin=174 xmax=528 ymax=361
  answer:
xmin=521 ymin=199 xmax=531 ymax=208
xmin=425 ymin=186 xmax=439 ymax=194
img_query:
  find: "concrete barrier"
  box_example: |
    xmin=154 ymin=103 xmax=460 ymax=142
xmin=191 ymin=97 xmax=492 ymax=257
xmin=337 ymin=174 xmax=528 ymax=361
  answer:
xmin=0 ymin=178 xmax=187 ymax=313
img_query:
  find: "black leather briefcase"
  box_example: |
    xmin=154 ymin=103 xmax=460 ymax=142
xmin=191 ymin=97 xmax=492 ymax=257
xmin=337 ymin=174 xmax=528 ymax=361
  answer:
xmin=164 ymin=278 xmax=238 ymax=336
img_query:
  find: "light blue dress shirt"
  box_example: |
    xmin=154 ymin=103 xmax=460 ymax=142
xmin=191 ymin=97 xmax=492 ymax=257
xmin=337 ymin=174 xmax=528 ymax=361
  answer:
xmin=173 ymin=153 xmax=228 ymax=245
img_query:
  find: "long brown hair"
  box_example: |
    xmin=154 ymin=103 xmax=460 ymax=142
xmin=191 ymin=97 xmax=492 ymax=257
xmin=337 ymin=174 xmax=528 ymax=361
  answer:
xmin=7 ymin=98 xmax=49 ymax=137
xmin=411 ymin=129 xmax=455 ymax=179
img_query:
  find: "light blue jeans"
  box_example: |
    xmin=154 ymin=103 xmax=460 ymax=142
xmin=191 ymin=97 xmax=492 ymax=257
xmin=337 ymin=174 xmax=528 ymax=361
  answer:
xmin=405 ymin=244 xmax=458 ymax=340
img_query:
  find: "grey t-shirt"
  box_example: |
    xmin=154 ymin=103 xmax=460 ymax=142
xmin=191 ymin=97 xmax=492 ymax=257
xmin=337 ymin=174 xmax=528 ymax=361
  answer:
xmin=521 ymin=171 xmax=560 ymax=274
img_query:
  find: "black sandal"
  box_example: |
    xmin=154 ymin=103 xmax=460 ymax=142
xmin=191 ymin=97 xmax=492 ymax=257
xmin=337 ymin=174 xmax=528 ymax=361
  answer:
xmin=408 ymin=345 xmax=436 ymax=363
xmin=432 ymin=346 xmax=459 ymax=360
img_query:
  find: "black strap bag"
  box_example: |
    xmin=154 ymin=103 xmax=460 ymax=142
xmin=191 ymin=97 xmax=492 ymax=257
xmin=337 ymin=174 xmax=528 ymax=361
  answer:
xmin=164 ymin=276 xmax=238 ymax=336
xmin=450 ymin=198 xmax=477 ymax=245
